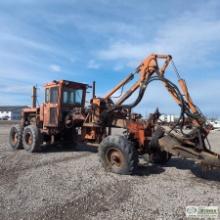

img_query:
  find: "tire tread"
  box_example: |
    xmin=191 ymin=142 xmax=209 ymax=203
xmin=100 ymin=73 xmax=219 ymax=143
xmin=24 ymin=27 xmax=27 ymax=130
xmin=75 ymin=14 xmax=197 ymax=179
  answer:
xmin=99 ymin=135 xmax=138 ymax=175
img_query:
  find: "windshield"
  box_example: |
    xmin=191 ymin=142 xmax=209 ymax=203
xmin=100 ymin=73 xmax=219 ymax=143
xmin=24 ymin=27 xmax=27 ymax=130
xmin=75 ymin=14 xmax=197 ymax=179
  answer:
xmin=63 ymin=89 xmax=83 ymax=105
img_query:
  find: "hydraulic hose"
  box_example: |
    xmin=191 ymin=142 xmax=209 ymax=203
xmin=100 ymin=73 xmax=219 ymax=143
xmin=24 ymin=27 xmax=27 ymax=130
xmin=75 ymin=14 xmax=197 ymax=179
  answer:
xmin=101 ymin=75 xmax=202 ymax=139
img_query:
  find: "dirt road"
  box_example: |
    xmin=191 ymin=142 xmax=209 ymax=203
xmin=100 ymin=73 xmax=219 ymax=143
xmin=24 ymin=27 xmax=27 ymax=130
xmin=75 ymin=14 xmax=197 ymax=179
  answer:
xmin=0 ymin=124 xmax=220 ymax=219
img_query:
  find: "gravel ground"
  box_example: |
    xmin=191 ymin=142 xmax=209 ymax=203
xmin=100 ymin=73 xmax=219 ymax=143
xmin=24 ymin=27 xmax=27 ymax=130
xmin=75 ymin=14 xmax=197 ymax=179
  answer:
xmin=0 ymin=124 xmax=220 ymax=220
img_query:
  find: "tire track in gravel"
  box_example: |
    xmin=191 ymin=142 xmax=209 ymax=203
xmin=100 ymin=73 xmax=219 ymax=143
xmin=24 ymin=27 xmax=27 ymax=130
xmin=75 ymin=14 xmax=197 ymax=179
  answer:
xmin=0 ymin=152 xmax=92 ymax=186
xmin=30 ymin=179 xmax=132 ymax=220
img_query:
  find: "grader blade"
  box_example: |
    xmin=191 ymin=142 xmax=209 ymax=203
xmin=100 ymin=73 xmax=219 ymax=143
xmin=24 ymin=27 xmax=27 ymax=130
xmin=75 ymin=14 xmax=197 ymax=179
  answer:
xmin=158 ymin=135 xmax=220 ymax=168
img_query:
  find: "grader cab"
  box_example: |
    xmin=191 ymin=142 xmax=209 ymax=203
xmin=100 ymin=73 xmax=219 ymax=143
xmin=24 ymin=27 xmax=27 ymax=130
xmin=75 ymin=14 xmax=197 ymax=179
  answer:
xmin=40 ymin=80 xmax=87 ymax=128
xmin=9 ymin=80 xmax=87 ymax=152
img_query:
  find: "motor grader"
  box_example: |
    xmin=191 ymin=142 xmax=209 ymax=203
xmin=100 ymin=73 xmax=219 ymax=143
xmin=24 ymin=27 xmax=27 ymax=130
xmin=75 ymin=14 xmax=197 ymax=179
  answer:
xmin=9 ymin=54 xmax=220 ymax=174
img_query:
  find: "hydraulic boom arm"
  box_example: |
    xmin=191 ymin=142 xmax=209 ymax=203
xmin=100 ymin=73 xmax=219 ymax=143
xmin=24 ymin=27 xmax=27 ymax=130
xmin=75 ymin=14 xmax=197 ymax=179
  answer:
xmin=104 ymin=54 xmax=209 ymax=131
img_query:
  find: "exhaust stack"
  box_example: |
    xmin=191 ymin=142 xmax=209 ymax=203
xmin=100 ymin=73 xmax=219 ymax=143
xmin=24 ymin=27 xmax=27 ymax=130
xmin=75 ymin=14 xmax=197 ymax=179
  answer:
xmin=92 ymin=81 xmax=96 ymax=98
xmin=32 ymin=86 xmax=37 ymax=108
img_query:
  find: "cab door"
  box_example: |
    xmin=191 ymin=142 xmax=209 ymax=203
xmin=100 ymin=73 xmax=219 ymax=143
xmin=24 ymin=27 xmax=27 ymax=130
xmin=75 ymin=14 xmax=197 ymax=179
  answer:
xmin=44 ymin=87 xmax=59 ymax=127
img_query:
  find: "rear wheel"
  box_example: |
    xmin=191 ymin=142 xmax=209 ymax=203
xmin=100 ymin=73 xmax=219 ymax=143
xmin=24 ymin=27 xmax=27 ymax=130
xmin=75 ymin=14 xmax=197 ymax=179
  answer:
xmin=9 ymin=125 xmax=23 ymax=150
xmin=22 ymin=125 xmax=42 ymax=152
xmin=99 ymin=135 xmax=138 ymax=175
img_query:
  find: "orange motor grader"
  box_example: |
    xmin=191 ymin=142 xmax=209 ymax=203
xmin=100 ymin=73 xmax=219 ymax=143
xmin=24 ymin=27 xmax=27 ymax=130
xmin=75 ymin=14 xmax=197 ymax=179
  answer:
xmin=9 ymin=54 xmax=220 ymax=175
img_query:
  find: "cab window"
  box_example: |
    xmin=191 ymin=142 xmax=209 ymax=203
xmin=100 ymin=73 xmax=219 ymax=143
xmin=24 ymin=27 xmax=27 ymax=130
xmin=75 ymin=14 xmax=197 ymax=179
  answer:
xmin=45 ymin=87 xmax=59 ymax=103
xmin=45 ymin=88 xmax=49 ymax=103
xmin=63 ymin=89 xmax=83 ymax=105
xmin=50 ymin=87 xmax=58 ymax=103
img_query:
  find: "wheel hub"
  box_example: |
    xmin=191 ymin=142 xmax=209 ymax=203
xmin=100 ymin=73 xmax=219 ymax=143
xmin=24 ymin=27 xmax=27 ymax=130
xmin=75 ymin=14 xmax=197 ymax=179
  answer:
xmin=25 ymin=132 xmax=33 ymax=145
xmin=107 ymin=149 xmax=124 ymax=168
xmin=12 ymin=131 xmax=18 ymax=145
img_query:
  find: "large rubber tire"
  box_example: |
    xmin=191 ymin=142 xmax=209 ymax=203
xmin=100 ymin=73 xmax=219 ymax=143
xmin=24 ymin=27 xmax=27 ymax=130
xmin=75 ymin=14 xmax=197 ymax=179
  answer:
xmin=99 ymin=135 xmax=138 ymax=175
xmin=8 ymin=125 xmax=23 ymax=150
xmin=22 ymin=125 xmax=42 ymax=153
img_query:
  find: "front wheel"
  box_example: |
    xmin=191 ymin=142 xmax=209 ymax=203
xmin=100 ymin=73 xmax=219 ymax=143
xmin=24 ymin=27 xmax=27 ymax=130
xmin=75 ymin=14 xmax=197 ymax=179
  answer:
xmin=22 ymin=125 xmax=42 ymax=152
xmin=99 ymin=135 xmax=138 ymax=175
xmin=8 ymin=125 xmax=23 ymax=150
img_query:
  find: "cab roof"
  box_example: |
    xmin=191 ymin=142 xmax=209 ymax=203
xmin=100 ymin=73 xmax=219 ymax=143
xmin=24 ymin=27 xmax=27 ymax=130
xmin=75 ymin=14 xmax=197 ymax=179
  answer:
xmin=44 ymin=80 xmax=88 ymax=88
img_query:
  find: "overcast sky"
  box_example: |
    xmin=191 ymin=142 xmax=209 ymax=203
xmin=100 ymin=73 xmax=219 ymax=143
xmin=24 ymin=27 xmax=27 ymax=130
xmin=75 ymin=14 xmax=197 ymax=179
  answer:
xmin=0 ymin=0 xmax=220 ymax=117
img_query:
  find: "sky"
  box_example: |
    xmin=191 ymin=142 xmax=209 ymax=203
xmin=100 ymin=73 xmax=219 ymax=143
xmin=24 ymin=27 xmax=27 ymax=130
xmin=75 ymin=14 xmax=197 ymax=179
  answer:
xmin=0 ymin=0 xmax=220 ymax=117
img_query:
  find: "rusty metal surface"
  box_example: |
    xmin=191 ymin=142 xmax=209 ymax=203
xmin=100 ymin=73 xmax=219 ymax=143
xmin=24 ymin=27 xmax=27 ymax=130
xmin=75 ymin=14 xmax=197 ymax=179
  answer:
xmin=159 ymin=134 xmax=220 ymax=168
xmin=105 ymin=147 xmax=125 ymax=170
